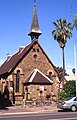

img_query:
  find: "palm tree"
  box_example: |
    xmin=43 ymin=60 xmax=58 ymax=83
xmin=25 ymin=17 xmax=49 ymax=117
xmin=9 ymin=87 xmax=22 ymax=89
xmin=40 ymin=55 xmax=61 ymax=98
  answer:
xmin=73 ymin=14 xmax=77 ymax=30
xmin=52 ymin=18 xmax=72 ymax=86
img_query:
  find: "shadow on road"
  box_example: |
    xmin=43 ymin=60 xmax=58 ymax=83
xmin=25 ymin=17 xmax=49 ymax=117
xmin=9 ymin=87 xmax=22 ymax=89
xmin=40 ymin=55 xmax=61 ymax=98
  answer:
xmin=58 ymin=109 xmax=72 ymax=112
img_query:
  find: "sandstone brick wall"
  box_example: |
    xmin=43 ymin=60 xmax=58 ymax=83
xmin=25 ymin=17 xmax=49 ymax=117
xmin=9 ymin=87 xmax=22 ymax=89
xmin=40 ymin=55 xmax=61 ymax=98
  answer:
xmin=12 ymin=43 xmax=59 ymax=103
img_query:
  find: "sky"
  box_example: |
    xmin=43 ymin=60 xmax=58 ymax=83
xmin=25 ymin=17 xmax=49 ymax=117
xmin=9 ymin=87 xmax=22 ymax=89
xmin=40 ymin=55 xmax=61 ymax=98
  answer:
xmin=0 ymin=0 xmax=77 ymax=75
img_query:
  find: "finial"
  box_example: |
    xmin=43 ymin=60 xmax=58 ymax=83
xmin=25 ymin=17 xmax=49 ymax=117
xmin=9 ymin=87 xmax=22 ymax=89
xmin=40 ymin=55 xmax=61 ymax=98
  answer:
xmin=34 ymin=0 xmax=36 ymax=4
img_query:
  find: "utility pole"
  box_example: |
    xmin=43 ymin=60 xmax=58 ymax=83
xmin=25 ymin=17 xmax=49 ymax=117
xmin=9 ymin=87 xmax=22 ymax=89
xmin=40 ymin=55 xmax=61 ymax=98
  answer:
xmin=74 ymin=39 xmax=77 ymax=97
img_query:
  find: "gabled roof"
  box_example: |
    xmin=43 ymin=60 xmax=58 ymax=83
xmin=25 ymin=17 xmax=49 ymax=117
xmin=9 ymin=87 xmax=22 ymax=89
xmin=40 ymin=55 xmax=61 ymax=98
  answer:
xmin=23 ymin=69 xmax=53 ymax=85
xmin=0 ymin=40 xmax=58 ymax=76
xmin=0 ymin=42 xmax=33 ymax=76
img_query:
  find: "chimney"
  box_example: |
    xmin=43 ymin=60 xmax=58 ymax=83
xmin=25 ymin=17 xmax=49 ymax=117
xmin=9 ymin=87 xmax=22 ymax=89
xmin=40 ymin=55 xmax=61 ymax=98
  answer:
xmin=7 ymin=53 xmax=11 ymax=60
xmin=19 ymin=46 xmax=25 ymax=52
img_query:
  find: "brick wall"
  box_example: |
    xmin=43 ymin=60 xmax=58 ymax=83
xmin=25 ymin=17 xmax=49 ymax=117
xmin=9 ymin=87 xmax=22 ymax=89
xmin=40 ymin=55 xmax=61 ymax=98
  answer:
xmin=10 ymin=43 xmax=59 ymax=104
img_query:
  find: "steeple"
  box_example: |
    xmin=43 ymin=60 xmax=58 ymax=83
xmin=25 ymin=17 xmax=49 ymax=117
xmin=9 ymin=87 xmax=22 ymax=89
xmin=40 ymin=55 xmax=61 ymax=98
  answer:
xmin=28 ymin=0 xmax=42 ymax=42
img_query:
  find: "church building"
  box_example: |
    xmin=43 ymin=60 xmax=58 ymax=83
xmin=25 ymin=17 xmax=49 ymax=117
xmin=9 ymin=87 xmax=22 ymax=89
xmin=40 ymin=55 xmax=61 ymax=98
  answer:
xmin=0 ymin=1 xmax=59 ymax=105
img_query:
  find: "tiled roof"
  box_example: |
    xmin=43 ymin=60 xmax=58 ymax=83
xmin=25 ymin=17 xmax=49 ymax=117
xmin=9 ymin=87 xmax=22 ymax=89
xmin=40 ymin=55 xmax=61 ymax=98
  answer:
xmin=0 ymin=40 xmax=58 ymax=76
xmin=23 ymin=69 xmax=53 ymax=85
xmin=0 ymin=42 xmax=33 ymax=75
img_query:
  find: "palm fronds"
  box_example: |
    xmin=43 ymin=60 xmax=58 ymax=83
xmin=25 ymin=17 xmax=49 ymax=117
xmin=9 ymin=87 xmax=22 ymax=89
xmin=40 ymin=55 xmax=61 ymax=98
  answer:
xmin=52 ymin=18 xmax=73 ymax=48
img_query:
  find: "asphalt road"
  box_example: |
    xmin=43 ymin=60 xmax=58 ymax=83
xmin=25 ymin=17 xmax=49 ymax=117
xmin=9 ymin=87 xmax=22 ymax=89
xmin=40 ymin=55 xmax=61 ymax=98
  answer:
xmin=0 ymin=111 xmax=77 ymax=120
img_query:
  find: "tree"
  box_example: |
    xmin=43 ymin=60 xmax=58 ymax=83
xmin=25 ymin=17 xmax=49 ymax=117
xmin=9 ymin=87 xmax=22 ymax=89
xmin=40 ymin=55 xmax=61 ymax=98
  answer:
xmin=57 ymin=66 xmax=69 ymax=83
xmin=60 ymin=80 xmax=76 ymax=100
xmin=73 ymin=14 xmax=77 ymax=30
xmin=52 ymin=18 xmax=73 ymax=86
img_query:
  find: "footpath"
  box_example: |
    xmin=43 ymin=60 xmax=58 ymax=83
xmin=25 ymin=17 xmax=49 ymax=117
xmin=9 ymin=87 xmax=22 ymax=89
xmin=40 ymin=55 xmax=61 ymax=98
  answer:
xmin=0 ymin=104 xmax=59 ymax=116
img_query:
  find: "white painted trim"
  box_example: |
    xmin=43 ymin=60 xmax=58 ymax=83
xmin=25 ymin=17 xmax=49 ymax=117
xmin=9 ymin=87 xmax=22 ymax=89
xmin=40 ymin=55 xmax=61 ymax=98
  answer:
xmin=29 ymin=68 xmax=53 ymax=83
xmin=29 ymin=69 xmax=37 ymax=82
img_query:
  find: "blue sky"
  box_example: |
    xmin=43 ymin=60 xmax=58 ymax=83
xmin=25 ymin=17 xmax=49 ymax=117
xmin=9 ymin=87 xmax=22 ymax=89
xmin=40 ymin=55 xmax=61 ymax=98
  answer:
xmin=0 ymin=0 xmax=77 ymax=75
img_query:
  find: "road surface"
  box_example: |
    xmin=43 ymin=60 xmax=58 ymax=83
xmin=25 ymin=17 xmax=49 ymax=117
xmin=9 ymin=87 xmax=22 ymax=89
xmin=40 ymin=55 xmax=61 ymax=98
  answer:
xmin=0 ymin=111 xmax=77 ymax=120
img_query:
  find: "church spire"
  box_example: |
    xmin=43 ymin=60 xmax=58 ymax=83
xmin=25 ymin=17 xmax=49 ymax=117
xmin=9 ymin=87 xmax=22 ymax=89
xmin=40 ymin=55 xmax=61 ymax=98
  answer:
xmin=28 ymin=0 xmax=42 ymax=42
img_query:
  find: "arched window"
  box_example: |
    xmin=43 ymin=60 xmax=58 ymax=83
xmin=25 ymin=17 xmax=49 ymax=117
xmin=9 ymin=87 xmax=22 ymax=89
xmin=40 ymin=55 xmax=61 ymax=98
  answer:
xmin=16 ymin=70 xmax=20 ymax=92
xmin=48 ymin=72 xmax=52 ymax=79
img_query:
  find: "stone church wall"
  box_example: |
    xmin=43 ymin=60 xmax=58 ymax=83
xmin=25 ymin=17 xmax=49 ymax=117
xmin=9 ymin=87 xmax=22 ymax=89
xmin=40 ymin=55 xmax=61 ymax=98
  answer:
xmin=12 ymin=43 xmax=59 ymax=104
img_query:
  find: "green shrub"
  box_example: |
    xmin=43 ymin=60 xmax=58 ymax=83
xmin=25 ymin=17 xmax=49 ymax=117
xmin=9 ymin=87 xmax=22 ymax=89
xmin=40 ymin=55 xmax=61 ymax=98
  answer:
xmin=60 ymin=80 xmax=76 ymax=100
